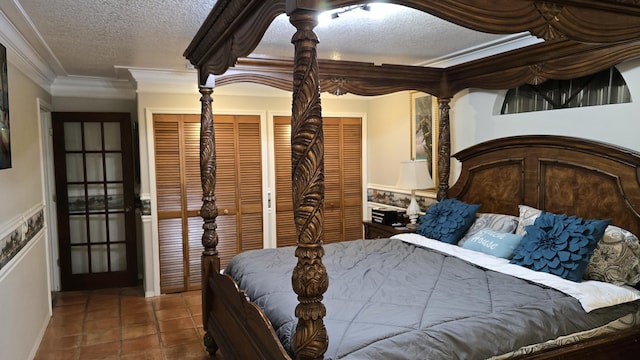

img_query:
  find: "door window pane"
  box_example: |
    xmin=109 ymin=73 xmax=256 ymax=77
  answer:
xmin=106 ymin=184 xmax=124 ymax=211
xmin=85 ymin=153 xmax=104 ymax=182
xmin=68 ymin=184 xmax=86 ymax=213
xmin=91 ymin=245 xmax=108 ymax=272
xmin=86 ymin=184 xmax=105 ymax=212
xmin=84 ymin=122 xmax=102 ymax=151
xmin=65 ymin=154 xmax=84 ymax=182
xmin=110 ymin=243 xmax=127 ymax=272
xmin=105 ymin=153 xmax=122 ymax=181
xmin=104 ymin=122 xmax=121 ymax=151
xmin=89 ymin=214 xmax=107 ymax=243
xmin=71 ymin=246 xmax=89 ymax=274
xmin=108 ymin=214 xmax=125 ymax=241
xmin=69 ymin=215 xmax=87 ymax=244
xmin=64 ymin=122 xmax=82 ymax=151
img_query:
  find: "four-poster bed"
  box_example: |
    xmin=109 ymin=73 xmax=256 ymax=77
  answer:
xmin=184 ymin=1 xmax=640 ymax=359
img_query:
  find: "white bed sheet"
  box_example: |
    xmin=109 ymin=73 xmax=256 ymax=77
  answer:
xmin=394 ymin=233 xmax=640 ymax=312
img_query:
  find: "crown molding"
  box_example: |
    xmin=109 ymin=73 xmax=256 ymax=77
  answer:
xmin=0 ymin=5 xmax=136 ymax=99
xmin=126 ymin=67 xmax=297 ymax=98
xmin=126 ymin=67 xmax=199 ymax=94
xmin=0 ymin=9 xmax=56 ymax=92
xmin=417 ymin=33 xmax=543 ymax=68
xmin=50 ymin=76 xmax=136 ymax=99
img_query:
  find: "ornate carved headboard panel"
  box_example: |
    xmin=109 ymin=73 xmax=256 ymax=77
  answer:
xmin=448 ymin=136 xmax=640 ymax=237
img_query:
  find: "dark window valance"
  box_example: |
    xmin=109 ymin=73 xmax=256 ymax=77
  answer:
xmin=501 ymin=67 xmax=631 ymax=114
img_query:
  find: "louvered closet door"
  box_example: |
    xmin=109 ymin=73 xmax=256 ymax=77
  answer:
xmin=154 ymin=115 xmax=192 ymax=293
xmin=274 ymin=116 xmax=362 ymax=247
xmin=214 ymin=115 xmax=264 ymax=268
xmin=153 ymin=114 xmax=263 ymax=293
xmin=327 ymin=117 xmax=363 ymax=243
xmin=273 ymin=117 xmax=297 ymax=247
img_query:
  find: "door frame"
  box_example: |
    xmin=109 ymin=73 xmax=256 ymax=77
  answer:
xmin=37 ymin=98 xmax=59 ymax=291
xmin=143 ymin=107 xmax=268 ymax=296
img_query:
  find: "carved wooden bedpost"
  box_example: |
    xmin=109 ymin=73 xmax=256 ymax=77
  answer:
xmin=198 ymin=86 xmax=220 ymax=356
xmin=288 ymin=6 xmax=329 ymax=360
xmin=437 ymin=97 xmax=452 ymax=201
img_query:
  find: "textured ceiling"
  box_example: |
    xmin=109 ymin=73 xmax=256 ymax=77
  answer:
xmin=256 ymin=4 xmax=510 ymax=66
xmin=15 ymin=1 xmax=525 ymax=81
xmin=18 ymin=0 xmax=217 ymax=78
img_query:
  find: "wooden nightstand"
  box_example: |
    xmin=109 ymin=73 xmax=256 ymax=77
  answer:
xmin=363 ymin=220 xmax=416 ymax=239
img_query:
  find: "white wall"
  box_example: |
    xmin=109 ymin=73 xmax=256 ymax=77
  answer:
xmin=0 ymin=66 xmax=48 ymax=219
xmin=0 ymin=234 xmax=50 ymax=360
xmin=366 ymin=91 xmax=413 ymax=186
xmin=52 ymin=96 xmax=136 ymax=114
xmin=449 ymin=59 xmax=640 ymax=183
xmin=0 ymin=64 xmax=52 ymax=360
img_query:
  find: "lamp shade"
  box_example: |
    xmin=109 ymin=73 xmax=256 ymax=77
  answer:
xmin=396 ymin=160 xmax=435 ymax=190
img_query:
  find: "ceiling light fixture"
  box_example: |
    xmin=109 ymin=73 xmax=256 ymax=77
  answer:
xmin=328 ymin=4 xmax=371 ymax=20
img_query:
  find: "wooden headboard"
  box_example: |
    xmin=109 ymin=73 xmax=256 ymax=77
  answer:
xmin=448 ymin=135 xmax=640 ymax=237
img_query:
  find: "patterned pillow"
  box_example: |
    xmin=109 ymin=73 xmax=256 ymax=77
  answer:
xmin=458 ymin=213 xmax=518 ymax=246
xmin=417 ymin=198 xmax=481 ymax=244
xmin=584 ymin=225 xmax=640 ymax=286
xmin=510 ymin=211 xmax=610 ymax=282
xmin=462 ymin=229 xmax=524 ymax=259
xmin=515 ymin=205 xmax=542 ymax=235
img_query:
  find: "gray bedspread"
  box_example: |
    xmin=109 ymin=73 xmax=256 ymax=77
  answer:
xmin=225 ymin=238 xmax=638 ymax=359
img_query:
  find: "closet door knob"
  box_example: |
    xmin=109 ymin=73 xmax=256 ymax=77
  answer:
xmin=223 ymin=209 xmax=229 ymax=215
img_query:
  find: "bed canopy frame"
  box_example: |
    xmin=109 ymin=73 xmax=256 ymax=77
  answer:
xmin=184 ymin=1 xmax=640 ymax=359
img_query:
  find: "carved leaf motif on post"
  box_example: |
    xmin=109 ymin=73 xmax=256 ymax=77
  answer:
xmin=198 ymin=86 xmax=219 ymax=356
xmin=437 ymin=98 xmax=451 ymax=201
xmin=289 ymin=9 xmax=329 ymax=360
xmin=199 ymin=87 xmax=219 ymax=255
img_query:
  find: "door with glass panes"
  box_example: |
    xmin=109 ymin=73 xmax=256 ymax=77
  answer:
xmin=52 ymin=112 xmax=138 ymax=291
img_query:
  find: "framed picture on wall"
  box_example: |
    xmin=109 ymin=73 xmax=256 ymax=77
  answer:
xmin=410 ymin=91 xmax=438 ymax=181
xmin=0 ymin=42 xmax=10 ymax=170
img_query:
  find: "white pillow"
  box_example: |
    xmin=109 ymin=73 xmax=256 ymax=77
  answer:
xmin=515 ymin=205 xmax=542 ymax=235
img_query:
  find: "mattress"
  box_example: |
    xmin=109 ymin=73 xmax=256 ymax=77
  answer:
xmin=225 ymin=237 xmax=639 ymax=359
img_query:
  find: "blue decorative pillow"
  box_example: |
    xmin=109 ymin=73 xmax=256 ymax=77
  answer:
xmin=417 ymin=198 xmax=480 ymax=244
xmin=510 ymin=212 xmax=610 ymax=282
xmin=462 ymin=229 xmax=524 ymax=259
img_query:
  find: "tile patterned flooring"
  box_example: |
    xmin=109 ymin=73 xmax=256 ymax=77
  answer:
xmin=34 ymin=286 xmax=223 ymax=360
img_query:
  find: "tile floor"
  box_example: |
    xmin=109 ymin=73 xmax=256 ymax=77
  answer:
xmin=34 ymin=286 xmax=224 ymax=360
